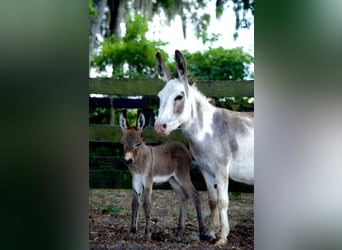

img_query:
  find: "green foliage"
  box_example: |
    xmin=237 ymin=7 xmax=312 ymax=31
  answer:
xmin=88 ymin=0 xmax=97 ymax=17
xmin=215 ymin=96 xmax=254 ymax=112
xmin=178 ymin=47 xmax=254 ymax=112
xmin=89 ymin=107 xmax=111 ymax=124
xmin=201 ymin=33 xmax=222 ymax=46
xmin=91 ymin=13 xmax=168 ymax=78
xmin=89 ymin=146 xmax=112 ymax=157
xmin=124 ymin=109 xmax=139 ymax=127
xmin=193 ymin=13 xmax=210 ymax=42
xmin=182 ymin=47 xmax=253 ymax=81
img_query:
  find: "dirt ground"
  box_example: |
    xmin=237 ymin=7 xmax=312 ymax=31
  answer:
xmin=89 ymin=189 xmax=254 ymax=249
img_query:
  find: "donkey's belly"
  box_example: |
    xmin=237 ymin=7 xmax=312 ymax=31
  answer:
xmin=190 ymin=142 xmax=254 ymax=185
xmin=229 ymin=161 xmax=254 ymax=185
xmin=153 ymin=174 xmax=173 ymax=184
xmin=229 ymin=135 xmax=254 ymax=185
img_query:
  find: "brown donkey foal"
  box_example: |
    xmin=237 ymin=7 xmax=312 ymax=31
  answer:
xmin=119 ymin=110 xmax=209 ymax=241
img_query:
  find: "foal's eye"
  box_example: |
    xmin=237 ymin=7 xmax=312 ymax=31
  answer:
xmin=174 ymin=95 xmax=183 ymax=101
xmin=134 ymin=143 xmax=141 ymax=148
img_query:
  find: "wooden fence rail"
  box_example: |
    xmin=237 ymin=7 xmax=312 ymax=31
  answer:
xmin=89 ymin=78 xmax=254 ymax=97
xmin=89 ymin=78 xmax=254 ymax=143
xmin=90 ymin=125 xmax=187 ymax=143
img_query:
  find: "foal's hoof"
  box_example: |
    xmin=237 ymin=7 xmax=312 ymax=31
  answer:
xmin=214 ymin=238 xmax=228 ymax=246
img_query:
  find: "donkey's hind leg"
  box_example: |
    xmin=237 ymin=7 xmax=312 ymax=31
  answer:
xmin=169 ymin=177 xmax=187 ymax=238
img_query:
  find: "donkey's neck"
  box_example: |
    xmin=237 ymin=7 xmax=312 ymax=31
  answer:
xmin=135 ymin=143 xmax=152 ymax=165
xmin=181 ymin=87 xmax=216 ymax=141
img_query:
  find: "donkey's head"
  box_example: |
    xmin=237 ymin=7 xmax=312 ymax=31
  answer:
xmin=154 ymin=50 xmax=193 ymax=135
xmin=119 ymin=110 xmax=145 ymax=164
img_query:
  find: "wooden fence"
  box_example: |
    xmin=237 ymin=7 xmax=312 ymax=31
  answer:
xmin=89 ymin=78 xmax=254 ymax=191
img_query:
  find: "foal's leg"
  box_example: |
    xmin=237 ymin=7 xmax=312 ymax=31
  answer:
xmin=201 ymin=170 xmax=219 ymax=240
xmin=129 ymin=190 xmax=140 ymax=236
xmin=169 ymin=177 xmax=187 ymax=238
xmin=129 ymin=177 xmax=143 ymax=238
xmin=142 ymin=182 xmax=153 ymax=241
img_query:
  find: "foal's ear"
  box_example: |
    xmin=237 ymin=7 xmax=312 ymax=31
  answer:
xmin=175 ymin=50 xmax=187 ymax=80
xmin=136 ymin=110 xmax=145 ymax=131
xmin=119 ymin=110 xmax=130 ymax=131
xmin=155 ymin=51 xmax=172 ymax=82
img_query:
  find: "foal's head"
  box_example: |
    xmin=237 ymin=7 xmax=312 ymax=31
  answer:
xmin=120 ymin=110 xmax=145 ymax=163
xmin=154 ymin=50 xmax=193 ymax=135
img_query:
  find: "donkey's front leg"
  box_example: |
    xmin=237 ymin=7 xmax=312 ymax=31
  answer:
xmin=128 ymin=176 xmax=143 ymax=238
xmin=143 ymin=183 xmax=153 ymax=240
xmin=128 ymin=190 xmax=140 ymax=238
xmin=201 ymin=171 xmax=220 ymax=240
xmin=215 ymin=168 xmax=230 ymax=246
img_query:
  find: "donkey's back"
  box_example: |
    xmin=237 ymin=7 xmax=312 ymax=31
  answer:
xmin=151 ymin=141 xmax=192 ymax=178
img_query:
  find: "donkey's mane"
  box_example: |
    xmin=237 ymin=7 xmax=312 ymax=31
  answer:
xmin=188 ymin=77 xmax=196 ymax=86
xmin=188 ymin=80 xmax=214 ymax=107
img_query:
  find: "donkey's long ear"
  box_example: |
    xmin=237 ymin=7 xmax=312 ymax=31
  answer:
xmin=119 ymin=110 xmax=130 ymax=131
xmin=175 ymin=50 xmax=187 ymax=80
xmin=136 ymin=110 xmax=145 ymax=131
xmin=155 ymin=51 xmax=172 ymax=82
xmin=175 ymin=50 xmax=189 ymax=95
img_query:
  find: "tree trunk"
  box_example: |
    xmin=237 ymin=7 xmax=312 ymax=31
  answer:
xmin=108 ymin=0 xmax=123 ymax=39
xmin=89 ymin=0 xmax=107 ymax=63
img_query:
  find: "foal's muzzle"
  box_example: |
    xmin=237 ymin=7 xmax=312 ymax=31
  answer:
xmin=124 ymin=158 xmax=133 ymax=165
xmin=124 ymin=152 xmax=133 ymax=164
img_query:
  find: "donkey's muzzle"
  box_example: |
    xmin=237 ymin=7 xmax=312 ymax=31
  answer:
xmin=124 ymin=158 xmax=133 ymax=165
xmin=124 ymin=152 xmax=133 ymax=165
xmin=154 ymin=123 xmax=169 ymax=135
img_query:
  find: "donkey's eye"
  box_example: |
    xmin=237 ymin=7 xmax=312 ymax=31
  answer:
xmin=134 ymin=143 xmax=141 ymax=148
xmin=174 ymin=95 xmax=183 ymax=101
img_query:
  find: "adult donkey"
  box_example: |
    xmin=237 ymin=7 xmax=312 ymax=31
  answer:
xmin=154 ymin=50 xmax=254 ymax=246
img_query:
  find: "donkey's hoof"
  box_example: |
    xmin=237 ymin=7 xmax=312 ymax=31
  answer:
xmin=214 ymin=238 xmax=228 ymax=246
xmin=144 ymin=232 xmax=152 ymax=241
xmin=125 ymin=232 xmax=135 ymax=240
xmin=169 ymin=235 xmax=182 ymax=243
xmin=199 ymin=233 xmax=212 ymax=242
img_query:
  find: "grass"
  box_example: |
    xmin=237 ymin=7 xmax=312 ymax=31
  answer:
xmin=105 ymin=204 xmax=122 ymax=215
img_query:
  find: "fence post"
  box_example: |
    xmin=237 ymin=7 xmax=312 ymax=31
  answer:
xmin=109 ymin=96 xmax=115 ymax=125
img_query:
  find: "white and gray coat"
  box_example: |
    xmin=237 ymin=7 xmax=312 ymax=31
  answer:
xmin=154 ymin=50 xmax=254 ymax=246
